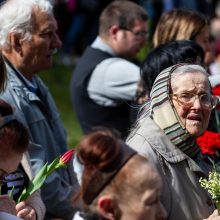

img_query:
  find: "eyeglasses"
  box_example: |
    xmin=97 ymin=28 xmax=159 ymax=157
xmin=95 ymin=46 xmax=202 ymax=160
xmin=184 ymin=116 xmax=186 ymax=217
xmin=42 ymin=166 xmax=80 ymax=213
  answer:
xmin=120 ymin=27 xmax=148 ymax=38
xmin=171 ymin=93 xmax=219 ymax=109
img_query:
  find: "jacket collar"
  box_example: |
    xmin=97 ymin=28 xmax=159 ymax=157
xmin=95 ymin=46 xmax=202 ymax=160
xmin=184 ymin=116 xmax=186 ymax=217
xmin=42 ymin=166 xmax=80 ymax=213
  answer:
xmin=5 ymin=61 xmax=41 ymax=102
xmin=135 ymin=117 xmax=209 ymax=174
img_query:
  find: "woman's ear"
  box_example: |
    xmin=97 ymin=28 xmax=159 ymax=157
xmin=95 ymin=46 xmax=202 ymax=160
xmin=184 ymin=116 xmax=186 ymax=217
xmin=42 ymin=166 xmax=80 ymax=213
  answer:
xmin=97 ymin=196 xmax=115 ymax=220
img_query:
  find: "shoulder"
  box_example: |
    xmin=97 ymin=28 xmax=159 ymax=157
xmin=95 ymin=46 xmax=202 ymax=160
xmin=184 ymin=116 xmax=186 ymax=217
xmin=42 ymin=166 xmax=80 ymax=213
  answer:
xmin=102 ymin=57 xmax=139 ymax=71
xmin=93 ymin=57 xmax=140 ymax=81
xmin=127 ymin=118 xmax=159 ymax=163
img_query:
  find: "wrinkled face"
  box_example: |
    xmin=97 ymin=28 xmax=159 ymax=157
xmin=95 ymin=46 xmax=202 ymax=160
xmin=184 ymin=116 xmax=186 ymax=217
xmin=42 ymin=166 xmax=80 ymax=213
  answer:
xmin=0 ymin=151 xmax=22 ymax=179
xmin=119 ymin=161 xmax=167 ymax=220
xmin=116 ymin=19 xmax=148 ymax=59
xmin=171 ymin=72 xmax=212 ymax=137
xmin=19 ymin=8 xmax=62 ymax=77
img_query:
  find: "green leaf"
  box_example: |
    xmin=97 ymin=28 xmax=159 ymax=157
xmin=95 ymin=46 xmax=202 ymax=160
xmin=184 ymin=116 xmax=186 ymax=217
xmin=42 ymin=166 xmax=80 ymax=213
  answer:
xmin=8 ymin=186 xmax=15 ymax=200
xmin=17 ymin=156 xmax=69 ymax=203
xmin=17 ymin=162 xmax=49 ymax=203
xmin=17 ymin=185 xmax=28 ymax=203
xmin=46 ymin=157 xmax=59 ymax=175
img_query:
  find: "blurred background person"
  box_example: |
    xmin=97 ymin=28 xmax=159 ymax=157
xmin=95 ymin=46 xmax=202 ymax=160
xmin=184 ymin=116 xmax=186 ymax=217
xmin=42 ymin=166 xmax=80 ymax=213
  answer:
xmin=76 ymin=128 xmax=167 ymax=220
xmin=0 ymin=99 xmax=45 ymax=220
xmin=152 ymin=8 xmax=211 ymax=65
xmin=60 ymin=0 xmax=113 ymax=66
xmin=0 ymin=0 xmax=80 ymax=219
xmin=70 ymin=0 xmax=148 ymax=139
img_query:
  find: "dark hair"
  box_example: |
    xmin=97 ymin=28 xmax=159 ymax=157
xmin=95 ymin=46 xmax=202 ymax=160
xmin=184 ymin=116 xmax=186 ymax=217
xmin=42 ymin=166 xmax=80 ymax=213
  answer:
xmin=0 ymin=99 xmax=29 ymax=155
xmin=77 ymin=128 xmax=139 ymax=219
xmin=99 ymin=0 xmax=147 ymax=37
xmin=140 ymin=40 xmax=204 ymax=96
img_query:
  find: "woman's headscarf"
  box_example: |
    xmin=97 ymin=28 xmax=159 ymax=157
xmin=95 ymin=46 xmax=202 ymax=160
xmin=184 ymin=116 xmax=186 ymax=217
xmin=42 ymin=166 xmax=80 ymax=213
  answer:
xmin=149 ymin=64 xmax=200 ymax=158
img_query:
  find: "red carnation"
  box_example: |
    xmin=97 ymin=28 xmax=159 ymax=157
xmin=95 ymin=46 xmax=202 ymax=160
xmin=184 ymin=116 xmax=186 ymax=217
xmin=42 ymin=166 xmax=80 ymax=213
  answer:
xmin=212 ymin=85 xmax=220 ymax=96
xmin=196 ymin=131 xmax=220 ymax=155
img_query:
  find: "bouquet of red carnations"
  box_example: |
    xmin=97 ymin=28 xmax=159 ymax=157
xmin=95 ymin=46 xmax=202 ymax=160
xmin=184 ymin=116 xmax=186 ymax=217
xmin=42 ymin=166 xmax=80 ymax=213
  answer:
xmin=197 ymin=131 xmax=220 ymax=213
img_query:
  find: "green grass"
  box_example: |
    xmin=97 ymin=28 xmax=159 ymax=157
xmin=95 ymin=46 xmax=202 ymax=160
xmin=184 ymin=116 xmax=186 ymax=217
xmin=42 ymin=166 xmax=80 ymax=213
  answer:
xmin=39 ymin=57 xmax=83 ymax=147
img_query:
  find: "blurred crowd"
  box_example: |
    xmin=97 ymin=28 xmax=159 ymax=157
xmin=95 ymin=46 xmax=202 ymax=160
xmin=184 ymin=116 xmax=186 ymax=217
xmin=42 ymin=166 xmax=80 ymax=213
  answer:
xmin=2 ymin=1 xmax=220 ymax=220
xmin=52 ymin=0 xmax=216 ymax=65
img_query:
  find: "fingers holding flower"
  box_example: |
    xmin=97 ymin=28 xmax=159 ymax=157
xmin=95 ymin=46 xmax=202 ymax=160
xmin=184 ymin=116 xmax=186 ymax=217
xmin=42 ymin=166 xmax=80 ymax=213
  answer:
xmin=16 ymin=202 xmax=36 ymax=220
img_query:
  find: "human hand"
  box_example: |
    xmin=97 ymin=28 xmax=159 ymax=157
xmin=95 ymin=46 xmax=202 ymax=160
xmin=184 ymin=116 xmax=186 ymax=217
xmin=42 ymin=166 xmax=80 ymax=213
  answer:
xmin=16 ymin=201 xmax=36 ymax=220
xmin=205 ymin=209 xmax=220 ymax=219
xmin=0 ymin=195 xmax=16 ymax=215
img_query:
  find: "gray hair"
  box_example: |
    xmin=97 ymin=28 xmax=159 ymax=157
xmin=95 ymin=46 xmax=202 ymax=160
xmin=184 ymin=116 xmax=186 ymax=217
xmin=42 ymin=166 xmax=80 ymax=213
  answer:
xmin=0 ymin=0 xmax=53 ymax=49
xmin=171 ymin=64 xmax=209 ymax=91
xmin=127 ymin=64 xmax=210 ymax=141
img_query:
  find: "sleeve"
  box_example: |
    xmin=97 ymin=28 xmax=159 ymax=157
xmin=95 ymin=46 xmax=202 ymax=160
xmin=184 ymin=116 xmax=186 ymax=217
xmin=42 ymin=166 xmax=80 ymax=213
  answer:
xmin=88 ymin=58 xmax=140 ymax=102
xmin=25 ymin=192 xmax=45 ymax=220
xmin=126 ymin=133 xmax=159 ymax=164
xmin=126 ymin=133 xmax=172 ymax=216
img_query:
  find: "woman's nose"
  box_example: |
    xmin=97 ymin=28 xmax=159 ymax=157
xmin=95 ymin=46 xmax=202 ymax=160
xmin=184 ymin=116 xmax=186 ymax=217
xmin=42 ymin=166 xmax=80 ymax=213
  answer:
xmin=192 ymin=97 xmax=203 ymax=109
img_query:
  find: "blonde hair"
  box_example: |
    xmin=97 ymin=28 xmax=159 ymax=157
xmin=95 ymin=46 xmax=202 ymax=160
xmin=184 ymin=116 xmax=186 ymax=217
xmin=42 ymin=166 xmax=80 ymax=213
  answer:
xmin=153 ymin=8 xmax=209 ymax=48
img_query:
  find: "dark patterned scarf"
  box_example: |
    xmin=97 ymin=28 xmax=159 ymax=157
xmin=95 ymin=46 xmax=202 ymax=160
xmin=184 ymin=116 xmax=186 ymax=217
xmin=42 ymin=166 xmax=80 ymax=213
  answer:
xmin=149 ymin=65 xmax=200 ymax=158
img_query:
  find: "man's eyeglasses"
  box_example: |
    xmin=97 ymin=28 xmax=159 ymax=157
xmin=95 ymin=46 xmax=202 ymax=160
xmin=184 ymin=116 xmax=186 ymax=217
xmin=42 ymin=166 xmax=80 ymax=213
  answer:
xmin=120 ymin=27 xmax=148 ymax=38
xmin=171 ymin=93 xmax=219 ymax=109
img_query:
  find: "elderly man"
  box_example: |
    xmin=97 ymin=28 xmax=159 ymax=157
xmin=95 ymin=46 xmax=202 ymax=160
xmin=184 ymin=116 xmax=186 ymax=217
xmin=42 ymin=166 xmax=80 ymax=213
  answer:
xmin=0 ymin=0 xmax=79 ymax=219
xmin=70 ymin=1 xmax=148 ymax=139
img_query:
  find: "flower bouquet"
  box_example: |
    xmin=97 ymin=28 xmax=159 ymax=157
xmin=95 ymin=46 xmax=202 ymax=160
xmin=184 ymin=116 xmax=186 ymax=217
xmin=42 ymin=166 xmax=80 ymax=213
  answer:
xmin=197 ymin=131 xmax=220 ymax=156
xmin=17 ymin=149 xmax=74 ymax=203
xmin=197 ymin=131 xmax=220 ymax=213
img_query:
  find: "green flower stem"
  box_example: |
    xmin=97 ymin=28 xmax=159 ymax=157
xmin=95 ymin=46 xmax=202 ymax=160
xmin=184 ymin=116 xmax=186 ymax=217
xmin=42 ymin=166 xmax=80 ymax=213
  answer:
xmin=17 ymin=150 xmax=72 ymax=203
xmin=9 ymin=186 xmax=15 ymax=200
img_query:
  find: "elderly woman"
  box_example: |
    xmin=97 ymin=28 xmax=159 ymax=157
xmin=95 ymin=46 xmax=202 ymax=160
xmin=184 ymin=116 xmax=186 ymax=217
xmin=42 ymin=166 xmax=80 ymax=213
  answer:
xmin=76 ymin=129 xmax=167 ymax=220
xmin=127 ymin=64 xmax=220 ymax=220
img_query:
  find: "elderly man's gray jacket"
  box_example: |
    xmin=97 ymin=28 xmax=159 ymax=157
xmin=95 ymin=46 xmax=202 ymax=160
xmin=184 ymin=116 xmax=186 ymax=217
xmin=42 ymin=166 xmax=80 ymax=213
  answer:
xmin=0 ymin=63 xmax=79 ymax=220
xmin=127 ymin=117 xmax=215 ymax=220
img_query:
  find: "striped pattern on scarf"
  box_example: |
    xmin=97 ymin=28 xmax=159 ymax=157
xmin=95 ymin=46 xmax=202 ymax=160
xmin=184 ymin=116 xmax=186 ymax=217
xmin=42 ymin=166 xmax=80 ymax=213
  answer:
xmin=149 ymin=65 xmax=200 ymax=158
